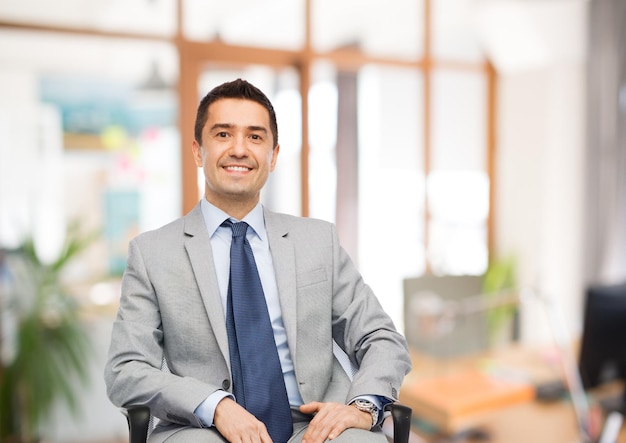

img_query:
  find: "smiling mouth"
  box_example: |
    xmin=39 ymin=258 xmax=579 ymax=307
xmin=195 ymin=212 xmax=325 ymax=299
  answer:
xmin=224 ymin=165 xmax=251 ymax=172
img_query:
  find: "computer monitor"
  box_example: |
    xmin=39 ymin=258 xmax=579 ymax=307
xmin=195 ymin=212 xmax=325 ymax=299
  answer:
xmin=578 ymin=282 xmax=626 ymax=412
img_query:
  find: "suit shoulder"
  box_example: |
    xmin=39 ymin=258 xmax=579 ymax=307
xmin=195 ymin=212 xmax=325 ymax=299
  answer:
xmin=131 ymin=216 xmax=186 ymax=245
xmin=268 ymin=213 xmax=339 ymax=249
xmin=270 ymin=211 xmax=334 ymax=232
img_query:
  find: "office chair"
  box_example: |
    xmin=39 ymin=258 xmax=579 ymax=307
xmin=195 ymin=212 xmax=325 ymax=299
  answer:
xmin=123 ymin=402 xmax=413 ymax=443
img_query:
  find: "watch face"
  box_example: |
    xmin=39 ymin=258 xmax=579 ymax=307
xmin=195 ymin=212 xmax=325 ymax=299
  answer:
xmin=353 ymin=399 xmax=378 ymax=427
xmin=356 ymin=399 xmax=374 ymax=409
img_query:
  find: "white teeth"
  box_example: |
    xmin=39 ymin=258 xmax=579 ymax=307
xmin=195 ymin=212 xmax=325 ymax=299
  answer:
xmin=225 ymin=166 xmax=250 ymax=172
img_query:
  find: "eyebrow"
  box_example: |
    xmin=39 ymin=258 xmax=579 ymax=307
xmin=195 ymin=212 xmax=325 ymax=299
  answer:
xmin=209 ymin=123 xmax=268 ymax=134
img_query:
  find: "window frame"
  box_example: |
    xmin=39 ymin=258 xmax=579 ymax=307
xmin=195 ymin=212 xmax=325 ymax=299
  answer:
xmin=0 ymin=0 xmax=498 ymax=271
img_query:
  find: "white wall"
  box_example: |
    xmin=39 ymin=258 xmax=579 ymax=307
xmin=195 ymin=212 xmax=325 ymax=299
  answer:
xmin=485 ymin=0 xmax=589 ymax=344
xmin=496 ymin=66 xmax=587 ymax=345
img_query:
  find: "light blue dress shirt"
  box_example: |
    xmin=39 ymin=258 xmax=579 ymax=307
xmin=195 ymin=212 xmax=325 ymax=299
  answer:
xmin=194 ymin=199 xmax=303 ymax=427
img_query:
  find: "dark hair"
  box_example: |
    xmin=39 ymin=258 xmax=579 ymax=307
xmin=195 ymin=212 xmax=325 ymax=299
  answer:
xmin=194 ymin=78 xmax=278 ymax=148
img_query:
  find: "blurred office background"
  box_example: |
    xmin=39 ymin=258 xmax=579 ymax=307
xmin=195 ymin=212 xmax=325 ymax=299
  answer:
xmin=0 ymin=0 xmax=624 ymax=441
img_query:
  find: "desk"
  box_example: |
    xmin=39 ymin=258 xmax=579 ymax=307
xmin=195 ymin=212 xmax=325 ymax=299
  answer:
xmin=399 ymin=345 xmax=626 ymax=443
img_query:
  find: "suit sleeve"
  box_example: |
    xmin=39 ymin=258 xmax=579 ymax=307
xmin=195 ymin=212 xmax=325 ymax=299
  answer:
xmin=328 ymin=224 xmax=412 ymax=403
xmin=104 ymin=237 xmax=213 ymax=428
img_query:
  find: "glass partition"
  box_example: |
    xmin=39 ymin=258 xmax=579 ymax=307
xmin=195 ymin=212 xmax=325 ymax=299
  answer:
xmin=308 ymin=61 xmax=338 ymax=222
xmin=357 ymin=65 xmax=425 ymax=322
xmin=428 ymin=69 xmax=488 ymax=275
xmin=0 ymin=30 xmax=180 ymax=282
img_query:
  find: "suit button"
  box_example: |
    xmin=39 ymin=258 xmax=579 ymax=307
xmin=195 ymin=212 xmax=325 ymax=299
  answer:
xmin=222 ymin=379 xmax=231 ymax=390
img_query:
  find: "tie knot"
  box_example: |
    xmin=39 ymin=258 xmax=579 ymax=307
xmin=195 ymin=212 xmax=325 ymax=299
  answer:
xmin=223 ymin=219 xmax=249 ymax=238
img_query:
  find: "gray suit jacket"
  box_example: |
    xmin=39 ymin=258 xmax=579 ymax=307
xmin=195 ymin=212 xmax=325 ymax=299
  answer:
xmin=104 ymin=203 xmax=411 ymax=440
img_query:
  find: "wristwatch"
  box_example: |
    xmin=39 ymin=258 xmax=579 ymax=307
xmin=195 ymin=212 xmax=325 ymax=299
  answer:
xmin=351 ymin=398 xmax=379 ymax=428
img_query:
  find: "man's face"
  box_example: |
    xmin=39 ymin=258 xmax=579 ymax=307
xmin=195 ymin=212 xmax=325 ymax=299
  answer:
xmin=192 ymin=98 xmax=279 ymax=211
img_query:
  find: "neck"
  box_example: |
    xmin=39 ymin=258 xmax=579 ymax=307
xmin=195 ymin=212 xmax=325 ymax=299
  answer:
xmin=204 ymin=195 xmax=259 ymax=221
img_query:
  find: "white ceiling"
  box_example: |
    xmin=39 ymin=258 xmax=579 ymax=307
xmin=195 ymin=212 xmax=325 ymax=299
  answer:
xmin=0 ymin=0 xmax=589 ymax=83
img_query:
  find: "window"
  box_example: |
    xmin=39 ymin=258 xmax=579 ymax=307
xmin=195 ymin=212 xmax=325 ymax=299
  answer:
xmin=0 ymin=0 xmax=494 ymax=328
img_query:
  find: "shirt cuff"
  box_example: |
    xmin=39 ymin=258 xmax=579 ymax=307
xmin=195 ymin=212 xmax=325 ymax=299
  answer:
xmin=194 ymin=390 xmax=233 ymax=427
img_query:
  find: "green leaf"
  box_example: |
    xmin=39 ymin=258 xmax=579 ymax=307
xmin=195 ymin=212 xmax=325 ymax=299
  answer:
xmin=0 ymin=221 xmax=98 ymax=441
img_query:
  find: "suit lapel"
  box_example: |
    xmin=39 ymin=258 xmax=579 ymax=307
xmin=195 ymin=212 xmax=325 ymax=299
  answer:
xmin=183 ymin=204 xmax=230 ymax=366
xmin=264 ymin=209 xmax=299 ymax=363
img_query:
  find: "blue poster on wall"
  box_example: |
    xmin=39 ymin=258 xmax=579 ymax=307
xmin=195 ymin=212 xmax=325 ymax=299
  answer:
xmin=104 ymin=189 xmax=140 ymax=276
xmin=39 ymin=75 xmax=176 ymax=145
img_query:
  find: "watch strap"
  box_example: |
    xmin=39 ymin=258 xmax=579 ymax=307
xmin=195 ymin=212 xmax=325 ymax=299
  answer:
xmin=352 ymin=399 xmax=380 ymax=428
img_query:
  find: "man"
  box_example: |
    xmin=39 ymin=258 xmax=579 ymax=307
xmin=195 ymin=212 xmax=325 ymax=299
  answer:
xmin=105 ymin=79 xmax=411 ymax=443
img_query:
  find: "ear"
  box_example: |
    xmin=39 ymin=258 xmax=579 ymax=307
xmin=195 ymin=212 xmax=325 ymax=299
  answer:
xmin=192 ymin=140 xmax=203 ymax=167
xmin=269 ymin=144 xmax=280 ymax=172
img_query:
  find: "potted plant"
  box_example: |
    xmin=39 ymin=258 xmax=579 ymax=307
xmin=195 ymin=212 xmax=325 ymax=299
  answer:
xmin=482 ymin=255 xmax=518 ymax=348
xmin=0 ymin=223 xmax=96 ymax=442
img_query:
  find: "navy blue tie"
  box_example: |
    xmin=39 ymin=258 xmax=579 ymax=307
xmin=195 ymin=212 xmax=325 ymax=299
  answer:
xmin=223 ymin=220 xmax=293 ymax=443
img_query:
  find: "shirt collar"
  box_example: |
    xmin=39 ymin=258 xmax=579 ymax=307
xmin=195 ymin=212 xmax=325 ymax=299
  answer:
xmin=199 ymin=198 xmax=266 ymax=242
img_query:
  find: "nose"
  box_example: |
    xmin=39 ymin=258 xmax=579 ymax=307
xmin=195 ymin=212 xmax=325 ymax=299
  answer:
xmin=228 ymin=134 xmax=247 ymax=157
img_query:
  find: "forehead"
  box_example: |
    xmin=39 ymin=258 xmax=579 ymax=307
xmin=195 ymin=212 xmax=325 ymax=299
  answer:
xmin=205 ymin=98 xmax=270 ymax=128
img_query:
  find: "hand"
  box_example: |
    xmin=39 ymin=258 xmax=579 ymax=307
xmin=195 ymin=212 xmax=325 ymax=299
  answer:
xmin=298 ymin=401 xmax=372 ymax=443
xmin=213 ymin=397 xmax=273 ymax=443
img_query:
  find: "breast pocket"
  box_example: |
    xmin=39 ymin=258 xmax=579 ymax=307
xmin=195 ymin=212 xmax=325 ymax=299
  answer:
xmin=297 ymin=267 xmax=328 ymax=288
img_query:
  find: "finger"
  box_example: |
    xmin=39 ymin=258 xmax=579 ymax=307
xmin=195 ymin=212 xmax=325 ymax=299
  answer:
xmin=299 ymin=401 xmax=323 ymax=415
xmin=325 ymin=417 xmax=350 ymax=441
xmin=215 ymin=399 xmax=272 ymax=443
xmin=303 ymin=404 xmax=346 ymax=443
xmin=260 ymin=428 xmax=274 ymax=443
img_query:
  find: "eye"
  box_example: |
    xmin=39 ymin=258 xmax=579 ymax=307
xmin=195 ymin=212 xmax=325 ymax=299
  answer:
xmin=216 ymin=132 xmax=229 ymax=138
xmin=250 ymin=134 xmax=261 ymax=140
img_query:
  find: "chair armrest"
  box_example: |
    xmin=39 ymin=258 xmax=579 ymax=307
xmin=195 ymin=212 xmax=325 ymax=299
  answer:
xmin=389 ymin=403 xmax=412 ymax=443
xmin=122 ymin=406 xmax=151 ymax=443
